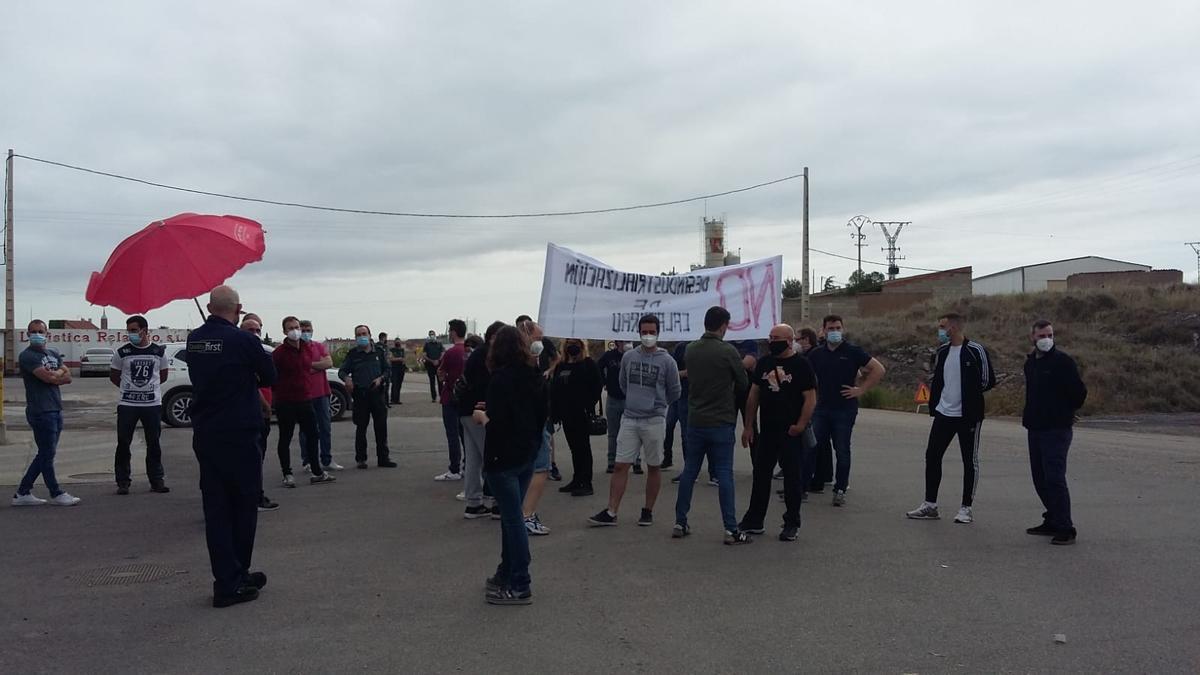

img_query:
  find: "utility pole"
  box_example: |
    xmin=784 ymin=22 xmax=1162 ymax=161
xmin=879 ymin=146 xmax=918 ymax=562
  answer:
xmin=801 ymin=167 xmax=810 ymax=321
xmin=877 ymin=221 xmax=910 ymax=281
xmin=847 ymin=215 xmax=870 ymax=278
xmin=2 ymin=149 xmax=13 ymax=443
xmin=1187 ymin=242 xmax=1200 ymax=284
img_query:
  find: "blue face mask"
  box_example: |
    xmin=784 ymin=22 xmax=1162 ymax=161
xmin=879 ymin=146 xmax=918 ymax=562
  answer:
xmin=29 ymin=333 xmax=47 ymax=346
xmin=825 ymin=330 xmax=843 ymax=344
xmin=301 ymin=332 xmax=313 ymax=342
xmin=356 ymin=336 xmax=370 ymax=347
xmin=937 ymin=328 xmax=950 ymax=345
xmin=129 ymin=333 xmax=143 ymax=346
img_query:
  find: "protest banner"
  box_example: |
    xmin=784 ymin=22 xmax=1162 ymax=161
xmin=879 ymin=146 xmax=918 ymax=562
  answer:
xmin=537 ymin=243 xmax=782 ymax=341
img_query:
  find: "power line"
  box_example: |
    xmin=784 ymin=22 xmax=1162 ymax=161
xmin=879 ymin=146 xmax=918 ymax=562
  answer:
xmin=810 ymin=247 xmax=939 ymax=272
xmin=12 ymin=153 xmax=804 ymax=219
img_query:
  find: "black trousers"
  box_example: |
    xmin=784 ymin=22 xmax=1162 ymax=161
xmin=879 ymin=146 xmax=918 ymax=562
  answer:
xmin=561 ymin=411 xmax=593 ymax=487
xmin=352 ymin=388 xmax=390 ymax=463
xmin=425 ymin=364 xmax=439 ymax=402
xmin=1029 ymin=428 xmax=1073 ymax=531
xmin=810 ymin=435 xmax=833 ymax=489
xmin=924 ymin=413 xmax=981 ymax=507
xmin=257 ymin=416 xmax=271 ymax=501
xmin=115 ymin=404 xmax=164 ymax=486
xmin=194 ymin=431 xmax=260 ymax=597
xmin=276 ymin=400 xmax=321 ymax=476
xmin=390 ymin=366 xmax=406 ymax=403
xmin=744 ymin=429 xmax=807 ymax=529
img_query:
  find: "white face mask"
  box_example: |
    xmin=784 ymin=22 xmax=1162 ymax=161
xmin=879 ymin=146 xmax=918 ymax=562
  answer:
xmin=530 ymin=340 xmax=545 ymax=357
xmin=1036 ymin=337 xmax=1054 ymax=352
xmin=286 ymin=328 xmax=302 ymax=342
xmin=622 ymin=342 xmax=634 ymax=352
xmin=640 ymin=334 xmax=658 ymax=349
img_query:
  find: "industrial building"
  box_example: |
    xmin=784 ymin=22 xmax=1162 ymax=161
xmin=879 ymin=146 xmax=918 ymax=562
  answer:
xmin=973 ymin=256 xmax=1150 ymax=295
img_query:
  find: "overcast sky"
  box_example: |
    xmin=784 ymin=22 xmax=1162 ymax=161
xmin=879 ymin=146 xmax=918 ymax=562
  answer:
xmin=4 ymin=2 xmax=1198 ymax=339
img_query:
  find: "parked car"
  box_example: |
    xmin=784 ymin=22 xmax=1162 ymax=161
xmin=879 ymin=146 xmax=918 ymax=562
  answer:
xmin=79 ymin=348 xmax=115 ymax=377
xmin=160 ymin=343 xmax=350 ymax=428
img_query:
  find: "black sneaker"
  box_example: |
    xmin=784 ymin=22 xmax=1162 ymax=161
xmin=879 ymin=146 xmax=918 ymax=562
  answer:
xmin=606 ymin=465 xmax=615 ymax=474
xmin=150 ymin=481 xmax=171 ymax=494
xmin=247 ymin=571 xmax=267 ymax=590
xmin=637 ymin=508 xmax=653 ymax=526
xmin=808 ymin=482 xmax=825 ymax=494
xmin=724 ymin=530 xmax=753 ymax=546
xmin=378 ymin=459 xmax=398 ymax=468
xmin=660 ymin=460 xmax=673 ymax=469
xmin=257 ymin=496 xmax=279 ymax=512
xmin=212 ymin=586 xmax=259 ymax=608
xmin=116 ymin=484 xmax=130 ymax=496
xmin=310 ymin=472 xmax=337 ymax=485
xmin=632 ymin=464 xmax=644 ymax=475
xmin=670 ymin=475 xmax=682 ymax=484
xmin=1026 ymin=522 xmax=1056 ymax=536
xmin=779 ymin=525 xmax=799 ymax=542
xmin=485 ymin=586 xmax=532 ymax=605
xmin=490 ymin=505 xmax=501 ymax=520
xmin=738 ymin=522 xmax=766 ymax=535
xmin=356 ymin=462 xmax=369 ymax=470
xmin=588 ymin=509 xmax=617 ymax=526
xmin=485 ymin=576 xmax=503 ymax=593
xmin=1051 ymin=529 xmax=1077 ymax=546
xmin=557 ymin=482 xmax=579 ymax=493
xmin=548 ymin=464 xmax=562 ymax=481
xmin=464 ymin=505 xmax=491 ymax=519
xmin=570 ymin=486 xmax=594 ymax=497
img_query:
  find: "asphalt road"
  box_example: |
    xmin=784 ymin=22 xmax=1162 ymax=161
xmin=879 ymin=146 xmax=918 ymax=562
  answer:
xmin=1 ymin=386 xmax=1197 ymax=674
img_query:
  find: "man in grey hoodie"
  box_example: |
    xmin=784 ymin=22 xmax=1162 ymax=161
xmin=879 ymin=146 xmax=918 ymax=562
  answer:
xmin=588 ymin=314 xmax=681 ymax=527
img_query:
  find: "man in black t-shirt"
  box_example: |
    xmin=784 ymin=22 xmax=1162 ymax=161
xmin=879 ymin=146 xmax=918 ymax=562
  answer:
xmin=737 ymin=325 xmax=817 ymax=541
xmin=388 ymin=338 xmax=407 ymax=405
xmin=422 ymin=330 xmax=444 ymax=403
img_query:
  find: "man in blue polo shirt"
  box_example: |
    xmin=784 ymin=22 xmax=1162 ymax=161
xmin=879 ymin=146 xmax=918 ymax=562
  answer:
xmin=804 ymin=314 xmax=886 ymax=507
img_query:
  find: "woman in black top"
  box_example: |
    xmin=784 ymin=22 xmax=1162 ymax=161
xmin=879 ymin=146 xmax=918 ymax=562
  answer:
xmin=551 ymin=338 xmax=602 ymax=496
xmin=476 ymin=325 xmax=546 ymax=605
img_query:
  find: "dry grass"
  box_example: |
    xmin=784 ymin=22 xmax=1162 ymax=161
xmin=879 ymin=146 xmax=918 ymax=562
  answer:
xmin=848 ymin=285 xmax=1200 ymax=416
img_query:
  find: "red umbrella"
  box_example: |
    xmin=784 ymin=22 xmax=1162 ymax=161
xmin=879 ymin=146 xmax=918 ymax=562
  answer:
xmin=85 ymin=213 xmax=266 ymax=317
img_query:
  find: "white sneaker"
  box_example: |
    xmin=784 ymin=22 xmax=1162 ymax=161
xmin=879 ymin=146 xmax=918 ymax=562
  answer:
xmin=12 ymin=493 xmax=47 ymax=506
xmin=455 ymin=491 xmax=466 ymax=501
xmin=525 ymin=514 xmax=551 ymax=536
xmin=49 ymin=493 xmax=81 ymax=506
xmin=905 ymin=502 xmax=940 ymax=520
xmin=434 ymin=472 xmax=463 ymax=482
xmin=282 ymin=474 xmax=296 ymax=488
xmin=323 ymin=461 xmax=345 ymax=471
xmin=954 ymin=506 xmax=973 ymax=524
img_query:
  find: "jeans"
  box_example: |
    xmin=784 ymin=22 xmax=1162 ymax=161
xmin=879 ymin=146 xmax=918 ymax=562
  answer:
xmin=675 ymin=423 xmax=737 ymax=532
xmin=19 ymin=409 xmax=64 ymax=497
xmin=297 ymin=396 xmax=333 ymax=467
xmin=486 ymin=461 xmax=534 ymax=593
xmin=390 ymin=366 xmax=406 ymax=403
xmin=351 ymin=388 xmax=389 ymax=462
xmin=442 ymin=404 xmax=463 ymax=474
xmin=743 ymin=429 xmax=808 ymax=529
xmin=275 ymin=400 xmax=321 ymax=477
xmin=605 ymin=396 xmax=628 ymax=465
xmin=1029 ymin=428 xmax=1073 ymax=530
xmin=562 ymin=410 xmax=593 ymax=487
xmin=812 ymin=406 xmax=858 ymax=492
xmin=664 ymin=398 xmax=691 ymax=466
xmin=924 ymin=413 xmax=981 ymax=507
xmin=114 ymin=404 xmax=164 ymax=486
xmin=461 ymin=416 xmax=487 ymax=506
xmin=425 ymin=364 xmax=439 ymax=402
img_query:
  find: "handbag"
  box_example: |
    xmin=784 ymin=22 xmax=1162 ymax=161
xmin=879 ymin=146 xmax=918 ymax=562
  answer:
xmin=450 ymin=375 xmax=469 ymax=407
xmin=588 ymin=398 xmax=608 ymax=436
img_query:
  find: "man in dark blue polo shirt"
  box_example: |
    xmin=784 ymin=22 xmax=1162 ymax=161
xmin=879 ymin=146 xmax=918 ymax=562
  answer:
xmin=804 ymin=314 xmax=886 ymax=507
xmin=187 ymin=285 xmax=277 ymax=608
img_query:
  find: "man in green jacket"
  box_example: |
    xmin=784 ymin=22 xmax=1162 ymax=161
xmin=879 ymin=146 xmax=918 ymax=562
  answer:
xmin=673 ymin=306 xmax=751 ymax=545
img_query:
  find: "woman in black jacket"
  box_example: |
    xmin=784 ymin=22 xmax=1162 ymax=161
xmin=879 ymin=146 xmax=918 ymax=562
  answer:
xmin=475 ymin=325 xmax=547 ymax=605
xmin=551 ymin=338 xmax=602 ymax=497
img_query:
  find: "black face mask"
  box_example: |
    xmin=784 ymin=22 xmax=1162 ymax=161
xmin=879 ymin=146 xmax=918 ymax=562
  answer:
xmin=768 ymin=340 xmax=789 ymax=356
xmin=566 ymin=345 xmax=582 ymax=358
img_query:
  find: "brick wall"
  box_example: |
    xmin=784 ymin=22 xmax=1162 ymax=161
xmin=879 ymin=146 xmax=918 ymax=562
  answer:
xmin=1066 ymin=269 xmax=1183 ymax=290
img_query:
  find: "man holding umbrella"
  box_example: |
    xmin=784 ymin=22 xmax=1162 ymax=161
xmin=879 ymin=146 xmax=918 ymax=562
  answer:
xmin=187 ymin=285 xmax=277 ymax=608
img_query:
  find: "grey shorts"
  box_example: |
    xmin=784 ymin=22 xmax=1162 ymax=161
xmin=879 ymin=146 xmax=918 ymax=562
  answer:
xmin=615 ymin=415 xmax=665 ymax=466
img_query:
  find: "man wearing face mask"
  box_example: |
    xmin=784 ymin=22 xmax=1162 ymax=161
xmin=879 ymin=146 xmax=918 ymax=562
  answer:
xmin=339 ymin=324 xmax=395 ymax=469
xmin=271 ymin=316 xmax=336 ymax=487
xmin=1022 ymin=319 xmax=1086 ymax=545
xmin=296 ymin=320 xmax=340 ymax=472
xmin=423 ymin=330 xmax=444 ymax=403
xmin=805 ymin=315 xmax=885 ymax=507
xmin=12 ymin=319 xmax=81 ymax=507
xmin=109 ymin=315 xmax=170 ymax=495
xmin=598 ymin=339 xmax=640 ymax=474
xmin=906 ymin=312 xmax=993 ymax=524
xmin=738 ymin=324 xmax=817 ymax=541
xmin=588 ymin=315 xmax=680 ymax=527
xmin=389 ymin=338 xmax=407 ymax=405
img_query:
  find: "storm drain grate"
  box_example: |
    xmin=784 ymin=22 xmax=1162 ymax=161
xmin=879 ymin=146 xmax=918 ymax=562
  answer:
xmin=73 ymin=563 xmax=180 ymax=587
